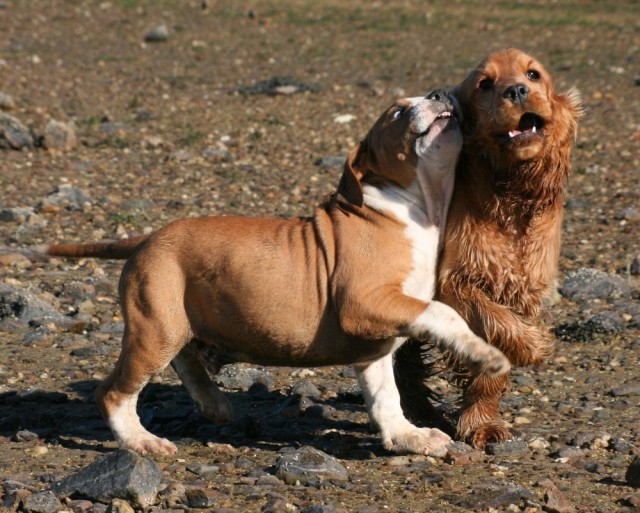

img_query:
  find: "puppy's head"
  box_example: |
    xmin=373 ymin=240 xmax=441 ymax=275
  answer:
xmin=339 ymin=94 xmax=462 ymax=206
xmin=452 ymin=48 xmax=582 ymax=165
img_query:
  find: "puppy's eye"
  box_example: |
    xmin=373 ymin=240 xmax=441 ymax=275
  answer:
xmin=526 ymin=69 xmax=540 ymax=81
xmin=392 ymin=107 xmax=405 ymax=120
xmin=478 ymin=78 xmax=493 ymax=90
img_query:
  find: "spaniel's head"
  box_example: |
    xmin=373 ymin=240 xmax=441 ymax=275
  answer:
xmin=451 ymin=48 xmax=582 ymax=166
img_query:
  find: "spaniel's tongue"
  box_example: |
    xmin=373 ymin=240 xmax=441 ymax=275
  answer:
xmin=509 ymin=126 xmax=538 ymax=138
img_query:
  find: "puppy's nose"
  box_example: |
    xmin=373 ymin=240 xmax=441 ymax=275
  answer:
xmin=503 ymin=83 xmax=529 ymax=104
xmin=426 ymin=89 xmax=449 ymax=102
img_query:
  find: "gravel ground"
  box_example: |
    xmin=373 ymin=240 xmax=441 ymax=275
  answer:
xmin=1 ymin=1 xmax=639 ymax=512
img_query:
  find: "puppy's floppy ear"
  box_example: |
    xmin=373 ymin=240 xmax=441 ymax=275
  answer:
xmin=448 ymin=81 xmax=475 ymax=134
xmin=338 ymin=141 xmax=369 ymax=207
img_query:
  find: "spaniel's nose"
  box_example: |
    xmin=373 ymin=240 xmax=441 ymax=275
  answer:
xmin=503 ymin=84 xmax=529 ymax=104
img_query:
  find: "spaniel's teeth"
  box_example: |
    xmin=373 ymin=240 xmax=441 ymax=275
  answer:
xmin=532 ymin=125 xmax=537 ymax=133
xmin=509 ymin=131 xmax=515 ymax=138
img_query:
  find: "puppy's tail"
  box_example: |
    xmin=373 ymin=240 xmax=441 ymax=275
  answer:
xmin=34 ymin=234 xmax=150 ymax=260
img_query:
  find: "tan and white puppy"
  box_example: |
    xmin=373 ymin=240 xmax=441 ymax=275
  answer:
xmin=43 ymin=93 xmax=509 ymax=457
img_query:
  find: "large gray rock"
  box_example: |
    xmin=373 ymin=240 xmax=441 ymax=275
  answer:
xmin=274 ymin=446 xmax=348 ymax=485
xmin=559 ymin=268 xmax=631 ymax=301
xmin=0 ymin=281 xmax=66 ymax=325
xmin=51 ymin=450 xmax=161 ymax=508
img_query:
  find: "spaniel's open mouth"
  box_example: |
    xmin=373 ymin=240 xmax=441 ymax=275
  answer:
xmin=507 ymin=113 xmax=544 ymax=139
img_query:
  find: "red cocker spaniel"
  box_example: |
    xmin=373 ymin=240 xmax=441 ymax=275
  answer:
xmin=396 ymin=48 xmax=583 ymax=448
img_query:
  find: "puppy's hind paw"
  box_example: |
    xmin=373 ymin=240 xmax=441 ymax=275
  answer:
xmin=384 ymin=427 xmax=452 ymax=458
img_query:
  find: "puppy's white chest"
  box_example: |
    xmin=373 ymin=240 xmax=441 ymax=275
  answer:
xmin=401 ymin=223 xmax=439 ymax=301
xmin=363 ymin=184 xmax=440 ymax=302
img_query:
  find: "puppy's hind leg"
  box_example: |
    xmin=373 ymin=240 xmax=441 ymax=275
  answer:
xmin=171 ymin=342 xmax=234 ymax=425
xmin=355 ymin=350 xmax=452 ymax=457
xmin=97 ymin=265 xmax=191 ymax=455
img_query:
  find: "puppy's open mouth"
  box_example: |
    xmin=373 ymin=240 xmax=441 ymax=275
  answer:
xmin=507 ymin=113 xmax=545 ymax=140
xmin=418 ymin=110 xmax=457 ymax=138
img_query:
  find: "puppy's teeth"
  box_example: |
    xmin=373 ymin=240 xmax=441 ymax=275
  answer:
xmin=532 ymin=125 xmax=537 ymax=133
xmin=509 ymin=131 xmax=515 ymax=138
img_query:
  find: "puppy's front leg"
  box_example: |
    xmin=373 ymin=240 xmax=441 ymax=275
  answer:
xmin=355 ymin=351 xmax=452 ymax=456
xmin=407 ymin=301 xmax=510 ymax=378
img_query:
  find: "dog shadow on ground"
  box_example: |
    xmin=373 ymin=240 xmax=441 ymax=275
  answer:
xmin=0 ymin=379 xmax=389 ymax=459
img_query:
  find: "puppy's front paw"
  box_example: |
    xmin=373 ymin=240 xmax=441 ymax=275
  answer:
xmin=384 ymin=427 xmax=452 ymax=457
xmin=467 ymin=343 xmax=510 ymax=377
xmin=121 ymin=433 xmax=178 ymax=456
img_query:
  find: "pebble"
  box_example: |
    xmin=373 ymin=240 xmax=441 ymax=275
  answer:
xmin=314 ymin=156 xmax=346 ymax=169
xmin=144 ymin=24 xmax=169 ymax=42
xmin=22 ymin=491 xmax=62 ymax=513
xmin=333 ymin=114 xmax=356 ymax=124
xmin=31 ymin=445 xmax=49 ymax=456
xmin=185 ymin=488 xmax=217 ymax=508
xmin=274 ymin=446 xmax=348 ymax=485
xmin=559 ymin=268 xmax=631 ymax=301
xmin=527 ymin=437 xmax=549 ymax=452
xmin=68 ymin=500 xmax=94 ymax=513
xmin=302 ymin=505 xmax=344 ymax=513
xmin=486 ymin=439 xmax=530 ymax=457
xmin=552 ymin=446 xmax=585 ymax=461
xmin=202 ymin=147 xmax=233 ymax=162
xmin=186 ymin=463 xmax=219 ymax=480
xmin=216 ymin=365 xmax=274 ymax=390
xmin=445 ymin=442 xmax=484 ymax=465
xmin=554 ymin=309 xmax=627 ymax=342
xmin=447 ymin=480 xmax=534 ymax=510
xmin=235 ymin=76 xmax=320 ymax=96
xmin=40 ymin=184 xmax=91 ymax=212
xmin=0 ymin=253 xmax=32 ymax=268
xmin=0 ymin=112 xmax=34 ymax=149
xmin=538 ymin=478 xmax=575 ymax=513
xmin=614 ymin=207 xmax=640 ymax=222
xmin=0 ymin=91 xmax=15 ymax=110
xmin=608 ymin=384 xmax=640 ymax=397
xmin=290 ymin=379 xmax=322 ymax=399
xmin=42 ymin=119 xmax=77 ymax=151
xmin=106 ymin=499 xmax=135 ymax=513
xmin=630 ymin=255 xmax=640 ymax=275
xmin=0 ymin=206 xmax=36 ymax=222
xmin=51 ymin=449 xmax=161 ymax=508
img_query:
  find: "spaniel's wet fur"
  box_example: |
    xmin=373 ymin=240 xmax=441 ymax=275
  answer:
xmin=395 ymin=48 xmax=582 ymax=448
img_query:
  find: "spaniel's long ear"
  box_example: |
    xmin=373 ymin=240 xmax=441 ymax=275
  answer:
xmin=337 ymin=141 xmax=369 ymax=207
xmin=554 ymin=87 xmax=584 ymax=142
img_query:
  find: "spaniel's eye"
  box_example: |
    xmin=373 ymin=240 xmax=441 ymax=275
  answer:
xmin=478 ymin=78 xmax=493 ymax=90
xmin=392 ymin=107 xmax=405 ymax=120
xmin=526 ymin=69 xmax=540 ymax=81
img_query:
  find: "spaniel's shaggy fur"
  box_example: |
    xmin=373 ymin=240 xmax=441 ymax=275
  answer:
xmin=395 ymin=48 xmax=582 ymax=448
